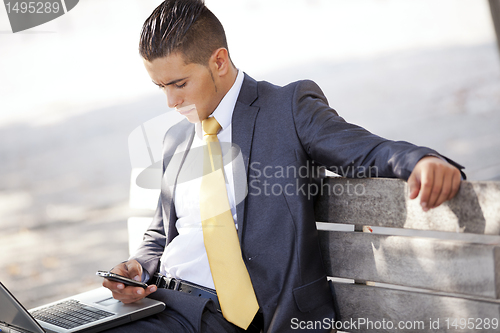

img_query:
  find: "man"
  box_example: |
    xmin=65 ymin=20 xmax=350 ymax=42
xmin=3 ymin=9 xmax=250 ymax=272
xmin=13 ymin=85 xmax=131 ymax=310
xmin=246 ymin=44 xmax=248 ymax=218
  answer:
xmin=103 ymin=1 xmax=464 ymax=332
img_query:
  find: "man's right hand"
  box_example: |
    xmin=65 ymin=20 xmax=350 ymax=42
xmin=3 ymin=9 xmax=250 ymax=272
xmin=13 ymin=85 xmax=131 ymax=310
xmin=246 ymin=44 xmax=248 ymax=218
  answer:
xmin=102 ymin=260 xmax=157 ymax=304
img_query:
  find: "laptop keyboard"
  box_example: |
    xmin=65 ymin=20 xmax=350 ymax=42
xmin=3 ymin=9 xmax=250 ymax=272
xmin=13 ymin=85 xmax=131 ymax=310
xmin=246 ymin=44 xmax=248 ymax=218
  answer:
xmin=31 ymin=299 xmax=114 ymax=330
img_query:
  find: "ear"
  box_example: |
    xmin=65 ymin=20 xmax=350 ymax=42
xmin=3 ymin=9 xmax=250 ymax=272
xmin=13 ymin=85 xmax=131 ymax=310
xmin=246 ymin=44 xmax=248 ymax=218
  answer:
xmin=210 ymin=48 xmax=231 ymax=77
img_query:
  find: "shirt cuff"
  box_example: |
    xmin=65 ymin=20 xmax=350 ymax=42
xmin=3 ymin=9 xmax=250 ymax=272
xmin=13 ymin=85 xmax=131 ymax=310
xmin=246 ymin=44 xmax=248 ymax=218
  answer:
xmin=142 ymin=270 xmax=150 ymax=283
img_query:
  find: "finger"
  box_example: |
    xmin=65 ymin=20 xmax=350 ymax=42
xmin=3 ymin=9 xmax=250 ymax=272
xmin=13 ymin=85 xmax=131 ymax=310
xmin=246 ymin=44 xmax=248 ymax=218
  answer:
xmin=407 ymin=172 xmax=421 ymax=200
xmin=427 ymin=165 xmax=444 ymax=210
xmin=433 ymin=169 xmax=453 ymax=208
xmin=419 ymin=166 xmax=434 ymax=212
xmin=125 ymin=260 xmax=143 ymax=281
xmin=102 ymin=278 xmax=126 ymax=292
xmin=112 ymin=285 xmax=157 ymax=304
xmin=109 ymin=286 xmax=144 ymax=302
xmin=447 ymin=169 xmax=461 ymax=201
xmin=144 ymin=285 xmax=157 ymax=297
xmin=110 ymin=263 xmax=128 ymax=276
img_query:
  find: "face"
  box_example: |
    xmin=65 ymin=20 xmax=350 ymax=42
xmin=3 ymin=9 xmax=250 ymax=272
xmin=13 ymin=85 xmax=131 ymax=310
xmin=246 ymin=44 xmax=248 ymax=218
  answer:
xmin=143 ymin=53 xmax=223 ymax=123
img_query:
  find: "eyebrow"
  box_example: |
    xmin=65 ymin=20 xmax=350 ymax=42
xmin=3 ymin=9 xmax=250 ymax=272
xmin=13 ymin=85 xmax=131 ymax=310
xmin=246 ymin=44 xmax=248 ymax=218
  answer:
xmin=153 ymin=77 xmax=188 ymax=87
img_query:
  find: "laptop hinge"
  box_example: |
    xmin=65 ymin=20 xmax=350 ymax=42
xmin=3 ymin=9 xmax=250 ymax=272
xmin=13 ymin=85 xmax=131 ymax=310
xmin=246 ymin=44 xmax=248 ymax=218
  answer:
xmin=0 ymin=320 xmax=35 ymax=333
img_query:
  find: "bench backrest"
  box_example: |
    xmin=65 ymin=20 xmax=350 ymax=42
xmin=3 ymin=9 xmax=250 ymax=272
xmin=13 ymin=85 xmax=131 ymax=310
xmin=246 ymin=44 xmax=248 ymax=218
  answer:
xmin=314 ymin=178 xmax=500 ymax=332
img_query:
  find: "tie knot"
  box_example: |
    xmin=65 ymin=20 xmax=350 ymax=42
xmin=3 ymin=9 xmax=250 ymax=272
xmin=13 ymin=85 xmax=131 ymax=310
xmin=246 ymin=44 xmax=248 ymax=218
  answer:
xmin=202 ymin=117 xmax=221 ymax=136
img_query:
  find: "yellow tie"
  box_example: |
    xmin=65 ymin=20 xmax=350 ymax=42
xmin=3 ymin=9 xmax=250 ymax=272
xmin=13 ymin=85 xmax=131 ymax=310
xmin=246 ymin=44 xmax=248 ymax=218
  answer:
xmin=200 ymin=117 xmax=259 ymax=329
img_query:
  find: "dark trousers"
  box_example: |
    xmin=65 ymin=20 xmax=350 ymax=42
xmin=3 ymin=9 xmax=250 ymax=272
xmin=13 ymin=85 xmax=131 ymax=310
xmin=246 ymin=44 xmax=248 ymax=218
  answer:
xmin=102 ymin=288 xmax=249 ymax=333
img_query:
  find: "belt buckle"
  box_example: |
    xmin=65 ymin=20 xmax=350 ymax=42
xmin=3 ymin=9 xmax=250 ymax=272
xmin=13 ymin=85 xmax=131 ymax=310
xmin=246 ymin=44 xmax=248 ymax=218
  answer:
xmin=154 ymin=273 xmax=181 ymax=291
xmin=169 ymin=277 xmax=181 ymax=291
xmin=152 ymin=273 xmax=169 ymax=289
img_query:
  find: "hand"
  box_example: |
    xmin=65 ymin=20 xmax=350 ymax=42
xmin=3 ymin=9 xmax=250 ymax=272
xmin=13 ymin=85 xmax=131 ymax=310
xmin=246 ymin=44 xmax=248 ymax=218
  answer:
xmin=407 ymin=156 xmax=461 ymax=212
xmin=102 ymin=260 xmax=157 ymax=304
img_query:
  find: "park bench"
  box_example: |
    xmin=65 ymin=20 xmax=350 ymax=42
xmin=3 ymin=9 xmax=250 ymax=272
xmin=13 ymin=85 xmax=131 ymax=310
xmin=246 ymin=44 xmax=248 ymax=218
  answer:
xmin=315 ymin=177 xmax=500 ymax=333
xmin=128 ymin=175 xmax=500 ymax=332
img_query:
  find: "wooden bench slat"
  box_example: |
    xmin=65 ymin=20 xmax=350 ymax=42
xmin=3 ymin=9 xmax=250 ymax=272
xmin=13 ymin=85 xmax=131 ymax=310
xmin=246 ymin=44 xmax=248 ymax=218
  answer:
xmin=331 ymin=282 xmax=500 ymax=333
xmin=314 ymin=179 xmax=500 ymax=235
xmin=319 ymin=230 xmax=500 ymax=299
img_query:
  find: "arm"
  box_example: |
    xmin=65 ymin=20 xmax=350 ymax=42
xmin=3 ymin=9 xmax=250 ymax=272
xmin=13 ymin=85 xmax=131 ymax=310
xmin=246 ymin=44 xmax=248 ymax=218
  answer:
xmin=291 ymin=80 xmax=464 ymax=209
xmin=128 ymin=196 xmax=168 ymax=276
xmin=102 ymin=120 xmax=192 ymax=301
xmin=102 ymin=197 xmax=166 ymax=302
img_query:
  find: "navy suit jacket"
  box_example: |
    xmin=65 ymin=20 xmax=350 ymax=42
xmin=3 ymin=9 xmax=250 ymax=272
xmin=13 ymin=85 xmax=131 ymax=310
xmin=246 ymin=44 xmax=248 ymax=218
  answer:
xmin=130 ymin=73 xmax=463 ymax=332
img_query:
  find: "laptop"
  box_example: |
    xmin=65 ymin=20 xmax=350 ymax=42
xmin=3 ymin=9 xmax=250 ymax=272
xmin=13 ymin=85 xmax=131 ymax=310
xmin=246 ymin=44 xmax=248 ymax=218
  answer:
xmin=0 ymin=282 xmax=165 ymax=333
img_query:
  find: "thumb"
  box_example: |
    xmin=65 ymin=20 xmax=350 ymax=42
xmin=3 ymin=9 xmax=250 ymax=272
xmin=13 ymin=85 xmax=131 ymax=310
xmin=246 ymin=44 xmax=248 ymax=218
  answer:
xmin=407 ymin=173 xmax=421 ymax=200
xmin=125 ymin=260 xmax=143 ymax=282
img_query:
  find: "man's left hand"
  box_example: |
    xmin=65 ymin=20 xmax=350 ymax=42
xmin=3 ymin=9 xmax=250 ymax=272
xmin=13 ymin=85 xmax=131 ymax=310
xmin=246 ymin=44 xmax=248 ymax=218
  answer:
xmin=407 ymin=156 xmax=462 ymax=211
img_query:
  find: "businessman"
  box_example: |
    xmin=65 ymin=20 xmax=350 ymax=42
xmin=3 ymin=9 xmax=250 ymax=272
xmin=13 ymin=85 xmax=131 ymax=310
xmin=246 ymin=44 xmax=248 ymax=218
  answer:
xmin=102 ymin=1 xmax=464 ymax=332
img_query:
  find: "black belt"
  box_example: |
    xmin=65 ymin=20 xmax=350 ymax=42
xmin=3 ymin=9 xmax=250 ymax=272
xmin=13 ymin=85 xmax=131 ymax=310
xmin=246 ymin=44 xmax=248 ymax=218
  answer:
xmin=151 ymin=273 xmax=264 ymax=332
xmin=151 ymin=273 xmax=221 ymax=312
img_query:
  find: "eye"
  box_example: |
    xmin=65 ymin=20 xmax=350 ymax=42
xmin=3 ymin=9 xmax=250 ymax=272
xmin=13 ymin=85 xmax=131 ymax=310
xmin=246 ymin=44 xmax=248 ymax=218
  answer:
xmin=175 ymin=82 xmax=187 ymax=88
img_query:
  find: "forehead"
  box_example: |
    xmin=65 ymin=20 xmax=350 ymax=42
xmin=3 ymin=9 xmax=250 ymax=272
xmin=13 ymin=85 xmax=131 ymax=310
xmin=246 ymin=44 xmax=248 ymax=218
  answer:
xmin=143 ymin=53 xmax=205 ymax=85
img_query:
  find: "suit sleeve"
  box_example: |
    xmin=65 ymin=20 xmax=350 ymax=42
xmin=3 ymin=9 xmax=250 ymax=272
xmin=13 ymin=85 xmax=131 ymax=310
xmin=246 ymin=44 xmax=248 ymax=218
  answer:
xmin=126 ymin=119 xmax=194 ymax=278
xmin=128 ymin=196 xmax=167 ymax=278
xmin=291 ymin=80 xmax=465 ymax=180
xmin=126 ymin=128 xmax=180 ymax=278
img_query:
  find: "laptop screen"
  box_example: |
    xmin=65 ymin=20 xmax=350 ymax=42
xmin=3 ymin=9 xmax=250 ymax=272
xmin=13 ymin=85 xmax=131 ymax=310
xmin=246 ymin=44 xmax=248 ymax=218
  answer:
xmin=0 ymin=282 xmax=45 ymax=333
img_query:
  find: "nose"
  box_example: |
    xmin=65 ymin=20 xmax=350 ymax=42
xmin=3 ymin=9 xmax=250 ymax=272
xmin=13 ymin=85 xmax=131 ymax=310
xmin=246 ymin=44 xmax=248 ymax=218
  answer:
xmin=164 ymin=87 xmax=183 ymax=109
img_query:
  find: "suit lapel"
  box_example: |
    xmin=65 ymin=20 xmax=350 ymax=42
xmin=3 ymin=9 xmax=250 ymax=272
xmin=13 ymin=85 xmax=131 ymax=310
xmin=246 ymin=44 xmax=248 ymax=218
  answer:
xmin=232 ymin=74 xmax=260 ymax=241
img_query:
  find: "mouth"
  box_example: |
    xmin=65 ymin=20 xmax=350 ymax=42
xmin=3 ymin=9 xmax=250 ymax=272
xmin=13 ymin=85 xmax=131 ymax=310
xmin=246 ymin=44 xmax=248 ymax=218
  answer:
xmin=176 ymin=104 xmax=196 ymax=116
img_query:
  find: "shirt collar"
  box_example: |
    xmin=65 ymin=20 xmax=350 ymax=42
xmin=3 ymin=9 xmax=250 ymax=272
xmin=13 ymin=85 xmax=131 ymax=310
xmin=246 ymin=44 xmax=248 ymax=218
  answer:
xmin=209 ymin=69 xmax=244 ymax=131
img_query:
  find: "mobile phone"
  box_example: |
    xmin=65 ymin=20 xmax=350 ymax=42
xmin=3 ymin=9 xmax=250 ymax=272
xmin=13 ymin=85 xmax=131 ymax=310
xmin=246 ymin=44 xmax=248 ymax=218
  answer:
xmin=96 ymin=270 xmax=148 ymax=289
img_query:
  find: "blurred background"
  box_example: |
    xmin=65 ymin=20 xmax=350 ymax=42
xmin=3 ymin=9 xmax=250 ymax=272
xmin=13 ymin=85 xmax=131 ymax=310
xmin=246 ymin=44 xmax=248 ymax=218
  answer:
xmin=1 ymin=0 xmax=499 ymax=309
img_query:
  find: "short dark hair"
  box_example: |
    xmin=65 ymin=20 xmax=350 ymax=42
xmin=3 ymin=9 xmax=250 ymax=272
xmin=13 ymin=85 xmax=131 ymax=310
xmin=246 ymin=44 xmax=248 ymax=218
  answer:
xmin=139 ymin=0 xmax=229 ymax=65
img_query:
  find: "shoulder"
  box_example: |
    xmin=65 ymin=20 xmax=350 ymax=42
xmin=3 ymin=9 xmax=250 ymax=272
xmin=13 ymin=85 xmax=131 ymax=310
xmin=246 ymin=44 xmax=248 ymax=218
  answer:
xmin=253 ymin=76 xmax=323 ymax=94
xmin=243 ymin=73 xmax=327 ymax=103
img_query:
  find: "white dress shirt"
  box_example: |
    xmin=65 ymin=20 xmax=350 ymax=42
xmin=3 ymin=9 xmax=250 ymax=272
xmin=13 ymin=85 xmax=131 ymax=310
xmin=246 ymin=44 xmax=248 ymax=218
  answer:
xmin=159 ymin=70 xmax=245 ymax=289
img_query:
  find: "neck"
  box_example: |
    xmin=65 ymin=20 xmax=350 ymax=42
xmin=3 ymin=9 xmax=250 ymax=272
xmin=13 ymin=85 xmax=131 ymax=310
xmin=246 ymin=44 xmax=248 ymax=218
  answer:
xmin=206 ymin=65 xmax=238 ymax=120
xmin=221 ymin=65 xmax=238 ymax=94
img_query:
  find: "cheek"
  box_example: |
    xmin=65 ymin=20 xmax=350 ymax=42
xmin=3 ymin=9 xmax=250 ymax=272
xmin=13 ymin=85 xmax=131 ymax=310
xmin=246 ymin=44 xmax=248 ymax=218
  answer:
xmin=193 ymin=86 xmax=213 ymax=108
xmin=196 ymin=107 xmax=212 ymax=121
